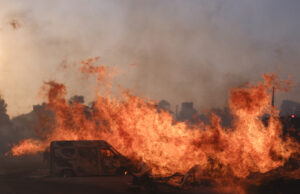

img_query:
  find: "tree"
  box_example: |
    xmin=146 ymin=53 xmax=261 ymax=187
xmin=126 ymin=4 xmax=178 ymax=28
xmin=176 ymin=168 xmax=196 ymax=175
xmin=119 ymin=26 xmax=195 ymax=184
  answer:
xmin=0 ymin=96 xmax=10 ymax=127
xmin=0 ymin=96 xmax=12 ymax=155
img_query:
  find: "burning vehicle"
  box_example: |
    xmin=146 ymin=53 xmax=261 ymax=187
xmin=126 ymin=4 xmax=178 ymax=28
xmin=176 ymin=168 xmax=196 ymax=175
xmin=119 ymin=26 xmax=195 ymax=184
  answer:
xmin=50 ymin=140 xmax=133 ymax=177
xmin=50 ymin=140 xmax=218 ymax=191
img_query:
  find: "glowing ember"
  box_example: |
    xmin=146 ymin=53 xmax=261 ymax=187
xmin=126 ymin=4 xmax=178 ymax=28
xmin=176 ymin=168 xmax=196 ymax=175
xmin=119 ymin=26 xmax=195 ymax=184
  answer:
xmin=8 ymin=59 xmax=299 ymax=179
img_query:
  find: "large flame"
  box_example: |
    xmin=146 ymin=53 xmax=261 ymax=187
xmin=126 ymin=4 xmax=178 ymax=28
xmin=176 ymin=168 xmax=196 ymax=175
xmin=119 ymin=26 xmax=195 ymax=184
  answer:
xmin=9 ymin=59 xmax=299 ymax=179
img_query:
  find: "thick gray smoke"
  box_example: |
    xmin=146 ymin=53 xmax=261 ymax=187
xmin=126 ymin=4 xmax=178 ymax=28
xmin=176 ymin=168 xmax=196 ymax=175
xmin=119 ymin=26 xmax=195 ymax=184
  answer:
xmin=0 ymin=0 xmax=299 ymax=117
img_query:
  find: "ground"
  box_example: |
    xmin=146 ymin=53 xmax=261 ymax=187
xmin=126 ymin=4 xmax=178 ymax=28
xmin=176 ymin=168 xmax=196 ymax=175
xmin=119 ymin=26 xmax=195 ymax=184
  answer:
xmin=0 ymin=172 xmax=224 ymax=194
xmin=0 ymin=156 xmax=299 ymax=194
xmin=0 ymin=157 xmax=219 ymax=194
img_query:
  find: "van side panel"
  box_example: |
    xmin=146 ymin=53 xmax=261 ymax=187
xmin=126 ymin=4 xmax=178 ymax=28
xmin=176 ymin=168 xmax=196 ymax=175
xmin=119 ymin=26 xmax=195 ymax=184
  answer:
xmin=50 ymin=140 xmax=129 ymax=177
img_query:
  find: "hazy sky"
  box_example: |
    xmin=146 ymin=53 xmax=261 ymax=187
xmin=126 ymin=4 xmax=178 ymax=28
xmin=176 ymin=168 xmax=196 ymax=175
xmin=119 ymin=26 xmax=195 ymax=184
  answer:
xmin=0 ymin=0 xmax=300 ymax=117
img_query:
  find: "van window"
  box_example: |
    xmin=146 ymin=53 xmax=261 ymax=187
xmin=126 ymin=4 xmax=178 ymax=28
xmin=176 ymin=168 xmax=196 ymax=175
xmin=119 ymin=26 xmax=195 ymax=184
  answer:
xmin=78 ymin=147 xmax=97 ymax=160
xmin=61 ymin=148 xmax=75 ymax=158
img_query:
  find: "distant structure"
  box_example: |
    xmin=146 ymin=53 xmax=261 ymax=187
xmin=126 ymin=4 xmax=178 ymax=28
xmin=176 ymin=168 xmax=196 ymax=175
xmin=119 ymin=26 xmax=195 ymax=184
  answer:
xmin=279 ymin=100 xmax=300 ymax=117
xmin=69 ymin=95 xmax=85 ymax=104
xmin=178 ymin=102 xmax=197 ymax=122
xmin=157 ymin=100 xmax=171 ymax=112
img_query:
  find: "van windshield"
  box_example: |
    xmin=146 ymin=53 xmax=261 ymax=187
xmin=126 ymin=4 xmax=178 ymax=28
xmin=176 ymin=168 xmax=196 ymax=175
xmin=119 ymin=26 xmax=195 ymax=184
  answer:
xmin=109 ymin=147 xmax=120 ymax=156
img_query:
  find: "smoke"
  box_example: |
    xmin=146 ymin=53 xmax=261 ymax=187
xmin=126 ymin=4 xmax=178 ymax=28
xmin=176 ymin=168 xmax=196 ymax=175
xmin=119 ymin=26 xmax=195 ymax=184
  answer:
xmin=0 ymin=0 xmax=299 ymax=117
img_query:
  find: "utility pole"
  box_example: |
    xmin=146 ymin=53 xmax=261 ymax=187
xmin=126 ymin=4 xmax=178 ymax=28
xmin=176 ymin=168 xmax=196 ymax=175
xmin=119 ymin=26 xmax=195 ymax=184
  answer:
xmin=175 ymin=104 xmax=178 ymax=120
xmin=271 ymin=86 xmax=275 ymax=107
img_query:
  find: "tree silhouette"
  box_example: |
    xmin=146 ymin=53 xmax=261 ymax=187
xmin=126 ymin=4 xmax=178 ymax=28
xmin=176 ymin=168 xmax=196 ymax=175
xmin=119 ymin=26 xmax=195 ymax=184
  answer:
xmin=0 ymin=96 xmax=12 ymax=155
xmin=0 ymin=96 xmax=10 ymax=127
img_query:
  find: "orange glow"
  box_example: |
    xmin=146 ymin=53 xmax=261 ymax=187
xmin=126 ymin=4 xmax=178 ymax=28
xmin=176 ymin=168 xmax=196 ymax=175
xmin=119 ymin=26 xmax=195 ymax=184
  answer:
xmin=8 ymin=59 xmax=299 ymax=179
xmin=8 ymin=139 xmax=48 ymax=156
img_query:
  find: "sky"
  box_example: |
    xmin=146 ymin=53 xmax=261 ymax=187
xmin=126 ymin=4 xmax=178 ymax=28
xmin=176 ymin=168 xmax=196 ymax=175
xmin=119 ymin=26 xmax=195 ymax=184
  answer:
xmin=0 ymin=0 xmax=300 ymax=117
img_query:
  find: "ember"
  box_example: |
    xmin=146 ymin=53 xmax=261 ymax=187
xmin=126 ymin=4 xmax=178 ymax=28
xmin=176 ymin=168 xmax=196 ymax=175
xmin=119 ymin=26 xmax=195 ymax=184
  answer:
xmin=8 ymin=59 xmax=299 ymax=181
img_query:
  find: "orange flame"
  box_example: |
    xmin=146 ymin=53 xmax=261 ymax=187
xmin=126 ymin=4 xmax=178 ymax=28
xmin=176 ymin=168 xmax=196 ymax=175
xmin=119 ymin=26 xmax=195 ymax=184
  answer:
xmin=8 ymin=139 xmax=48 ymax=156
xmin=9 ymin=59 xmax=299 ymax=179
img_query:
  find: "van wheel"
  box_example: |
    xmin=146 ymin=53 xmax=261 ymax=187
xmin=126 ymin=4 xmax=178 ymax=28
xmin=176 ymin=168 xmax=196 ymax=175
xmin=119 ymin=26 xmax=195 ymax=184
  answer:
xmin=117 ymin=167 xmax=127 ymax=175
xmin=61 ymin=169 xmax=74 ymax=178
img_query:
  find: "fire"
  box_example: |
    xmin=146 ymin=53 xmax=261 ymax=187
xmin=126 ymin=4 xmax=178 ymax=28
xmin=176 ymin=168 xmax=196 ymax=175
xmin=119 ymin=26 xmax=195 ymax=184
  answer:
xmin=8 ymin=139 xmax=48 ymax=156
xmin=8 ymin=59 xmax=299 ymax=179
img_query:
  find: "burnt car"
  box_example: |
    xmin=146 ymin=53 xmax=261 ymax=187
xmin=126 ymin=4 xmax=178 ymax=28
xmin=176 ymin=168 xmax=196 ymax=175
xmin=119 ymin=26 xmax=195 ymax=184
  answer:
xmin=50 ymin=140 xmax=133 ymax=177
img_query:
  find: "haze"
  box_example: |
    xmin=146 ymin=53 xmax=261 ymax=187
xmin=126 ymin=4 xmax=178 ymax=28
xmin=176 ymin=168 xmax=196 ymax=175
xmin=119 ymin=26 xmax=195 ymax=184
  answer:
xmin=0 ymin=0 xmax=299 ymax=117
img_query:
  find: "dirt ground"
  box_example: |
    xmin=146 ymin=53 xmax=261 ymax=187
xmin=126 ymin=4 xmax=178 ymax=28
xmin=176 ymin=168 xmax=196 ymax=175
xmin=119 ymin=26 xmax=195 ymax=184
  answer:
xmin=0 ymin=157 xmax=299 ymax=194
xmin=0 ymin=157 xmax=219 ymax=194
xmin=0 ymin=173 xmax=132 ymax=194
xmin=0 ymin=172 xmax=224 ymax=194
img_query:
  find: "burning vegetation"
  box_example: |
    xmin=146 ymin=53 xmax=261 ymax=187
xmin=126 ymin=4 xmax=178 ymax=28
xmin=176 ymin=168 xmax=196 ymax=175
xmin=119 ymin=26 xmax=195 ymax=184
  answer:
xmin=7 ymin=59 xmax=300 ymax=188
